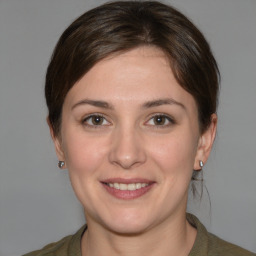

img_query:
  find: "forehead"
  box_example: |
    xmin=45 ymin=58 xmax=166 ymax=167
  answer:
xmin=64 ymin=47 xmax=197 ymax=112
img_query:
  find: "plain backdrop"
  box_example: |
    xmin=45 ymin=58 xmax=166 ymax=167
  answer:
xmin=0 ymin=0 xmax=255 ymax=255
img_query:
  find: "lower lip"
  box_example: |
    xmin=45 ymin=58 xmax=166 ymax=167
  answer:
xmin=102 ymin=183 xmax=155 ymax=200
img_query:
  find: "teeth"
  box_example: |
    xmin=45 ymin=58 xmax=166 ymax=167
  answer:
xmin=128 ymin=184 xmax=135 ymax=190
xmin=107 ymin=183 xmax=149 ymax=191
xmin=136 ymin=183 xmax=142 ymax=189
xmin=113 ymin=183 xmax=120 ymax=189
xmin=119 ymin=184 xmax=127 ymax=190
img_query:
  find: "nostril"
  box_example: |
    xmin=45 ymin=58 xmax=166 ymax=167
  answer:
xmin=109 ymin=150 xmax=146 ymax=170
xmin=108 ymin=129 xmax=147 ymax=169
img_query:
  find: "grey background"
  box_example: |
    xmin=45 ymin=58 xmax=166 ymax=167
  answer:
xmin=0 ymin=0 xmax=255 ymax=255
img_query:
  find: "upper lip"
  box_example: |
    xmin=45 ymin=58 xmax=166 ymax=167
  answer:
xmin=101 ymin=178 xmax=155 ymax=184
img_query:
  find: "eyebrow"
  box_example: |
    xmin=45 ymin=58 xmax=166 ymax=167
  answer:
xmin=72 ymin=99 xmax=114 ymax=110
xmin=72 ymin=98 xmax=185 ymax=110
xmin=142 ymin=98 xmax=186 ymax=110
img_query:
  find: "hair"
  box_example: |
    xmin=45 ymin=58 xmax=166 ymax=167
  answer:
xmin=45 ymin=0 xmax=220 ymax=137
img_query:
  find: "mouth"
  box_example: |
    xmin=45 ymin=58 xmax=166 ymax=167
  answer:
xmin=101 ymin=179 xmax=155 ymax=200
xmin=104 ymin=182 xmax=149 ymax=190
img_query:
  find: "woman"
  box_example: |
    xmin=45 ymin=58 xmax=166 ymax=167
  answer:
xmin=23 ymin=1 xmax=254 ymax=255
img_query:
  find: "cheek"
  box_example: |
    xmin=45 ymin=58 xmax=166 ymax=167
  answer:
xmin=62 ymin=129 xmax=107 ymax=177
xmin=147 ymin=131 xmax=198 ymax=175
xmin=61 ymin=130 xmax=109 ymax=208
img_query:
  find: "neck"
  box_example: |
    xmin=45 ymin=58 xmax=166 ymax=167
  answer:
xmin=81 ymin=212 xmax=197 ymax=256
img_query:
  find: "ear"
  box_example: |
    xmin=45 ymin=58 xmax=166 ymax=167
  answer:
xmin=47 ymin=117 xmax=66 ymax=166
xmin=194 ymin=114 xmax=217 ymax=170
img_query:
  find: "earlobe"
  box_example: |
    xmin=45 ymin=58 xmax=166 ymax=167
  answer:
xmin=194 ymin=114 xmax=217 ymax=170
xmin=46 ymin=117 xmax=65 ymax=163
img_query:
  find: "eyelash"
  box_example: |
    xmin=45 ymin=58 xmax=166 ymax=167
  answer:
xmin=82 ymin=114 xmax=110 ymax=128
xmin=81 ymin=113 xmax=175 ymax=128
xmin=145 ymin=114 xmax=175 ymax=128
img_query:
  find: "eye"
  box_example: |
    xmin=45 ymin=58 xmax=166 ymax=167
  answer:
xmin=146 ymin=114 xmax=174 ymax=126
xmin=83 ymin=114 xmax=110 ymax=126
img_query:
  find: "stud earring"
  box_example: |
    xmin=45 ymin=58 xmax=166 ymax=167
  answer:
xmin=199 ymin=160 xmax=204 ymax=168
xmin=58 ymin=161 xmax=65 ymax=169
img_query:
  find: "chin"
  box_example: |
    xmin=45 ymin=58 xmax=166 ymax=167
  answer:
xmin=97 ymin=208 xmax=158 ymax=235
xmin=106 ymin=220 xmax=151 ymax=235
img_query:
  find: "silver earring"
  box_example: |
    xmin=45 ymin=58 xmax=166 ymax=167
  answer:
xmin=58 ymin=161 xmax=65 ymax=169
xmin=199 ymin=160 xmax=204 ymax=168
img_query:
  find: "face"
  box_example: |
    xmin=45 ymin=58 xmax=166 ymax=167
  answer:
xmin=52 ymin=47 xmax=216 ymax=234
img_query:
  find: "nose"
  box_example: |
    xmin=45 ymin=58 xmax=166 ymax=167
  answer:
xmin=108 ymin=125 xmax=146 ymax=170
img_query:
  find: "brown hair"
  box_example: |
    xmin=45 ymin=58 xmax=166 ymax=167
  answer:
xmin=45 ymin=0 xmax=219 ymax=136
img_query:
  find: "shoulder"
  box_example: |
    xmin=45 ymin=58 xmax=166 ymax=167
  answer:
xmin=187 ymin=213 xmax=255 ymax=256
xmin=22 ymin=235 xmax=72 ymax=256
xmin=207 ymin=232 xmax=255 ymax=256
xmin=22 ymin=225 xmax=86 ymax=256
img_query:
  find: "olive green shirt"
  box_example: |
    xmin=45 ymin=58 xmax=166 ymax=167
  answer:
xmin=23 ymin=214 xmax=255 ymax=256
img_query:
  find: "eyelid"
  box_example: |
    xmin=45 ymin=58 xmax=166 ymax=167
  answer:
xmin=82 ymin=113 xmax=111 ymax=127
xmin=81 ymin=113 xmax=175 ymax=128
xmin=145 ymin=113 xmax=175 ymax=126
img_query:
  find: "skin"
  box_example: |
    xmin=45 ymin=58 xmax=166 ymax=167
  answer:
xmin=50 ymin=47 xmax=217 ymax=256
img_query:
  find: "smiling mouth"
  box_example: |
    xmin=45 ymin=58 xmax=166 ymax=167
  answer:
xmin=101 ymin=180 xmax=155 ymax=200
xmin=104 ymin=182 xmax=149 ymax=191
